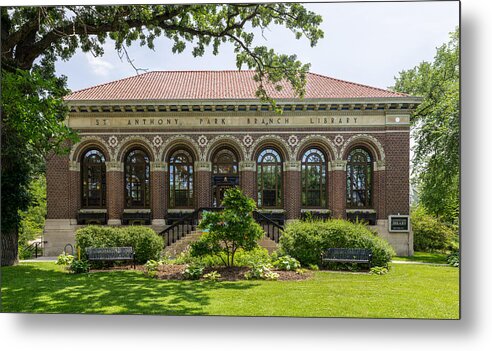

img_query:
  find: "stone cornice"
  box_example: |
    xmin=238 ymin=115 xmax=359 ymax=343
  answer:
xmin=67 ymin=98 xmax=421 ymax=116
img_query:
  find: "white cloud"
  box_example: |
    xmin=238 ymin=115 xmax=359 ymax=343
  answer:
xmin=85 ymin=53 xmax=114 ymax=77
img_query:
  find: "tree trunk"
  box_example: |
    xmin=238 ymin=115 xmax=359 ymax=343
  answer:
xmin=1 ymin=227 xmax=19 ymax=266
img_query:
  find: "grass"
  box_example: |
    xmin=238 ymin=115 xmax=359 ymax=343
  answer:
xmin=1 ymin=262 xmax=459 ymax=319
xmin=393 ymin=251 xmax=449 ymax=264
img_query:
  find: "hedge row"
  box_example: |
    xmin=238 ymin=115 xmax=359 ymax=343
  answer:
xmin=279 ymin=219 xmax=395 ymax=267
xmin=75 ymin=225 xmax=163 ymax=264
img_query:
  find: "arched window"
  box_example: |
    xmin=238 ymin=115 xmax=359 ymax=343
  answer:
xmin=301 ymin=148 xmax=327 ymax=208
xmin=124 ymin=148 xmax=150 ymax=208
xmin=346 ymin=147 xmax=373 ymax=208
xmin=169 ymin=149 xmax=194 ymax=208
xmin=257 ymin=148 xmax=283 ymax=208
xmin=81 ymin=149 xmax=106 ymax=208
xmin=213 ymin=148 xmax=238 ymax=175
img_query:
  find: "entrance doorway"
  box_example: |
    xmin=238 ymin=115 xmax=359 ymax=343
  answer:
xmin=211 ymin=148 xmax=239 ymax=207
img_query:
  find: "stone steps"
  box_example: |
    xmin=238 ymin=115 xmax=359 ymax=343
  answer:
xmin=163 ymin=231 xmax=204 ymax=257
xmin=163 ymin=230 xmax=279 ymax=257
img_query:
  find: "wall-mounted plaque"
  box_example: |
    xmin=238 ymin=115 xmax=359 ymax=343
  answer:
xmin=388 ymin=215 xmax=410 ymax=232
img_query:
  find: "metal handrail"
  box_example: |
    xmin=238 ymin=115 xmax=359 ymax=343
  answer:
xmin=159 ymin=207 xmax=285 ymax=246
xmin=24 ymin=240 xmax=47 ymax=259
xmin=252 ymin=210 xmax=284 ymax=243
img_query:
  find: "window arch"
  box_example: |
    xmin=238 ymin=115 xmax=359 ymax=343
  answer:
xmin=301 ymin=148 xmax=327 ymax=208
xmin=169 ymin=149 xmax=194 ymax=208
xmin=212 ymin=148 xmax=238 ymax=175
xmin=81 ymin=149 xmax=106 ymax=208
xmin=257 ymin=148 xmax=283 ymax=208
xmin=124 ymin=148 xmax=150 ymax=208
xmin=346 ymin=147 xmax=373 ymax=208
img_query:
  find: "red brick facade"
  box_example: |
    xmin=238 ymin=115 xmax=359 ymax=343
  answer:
xmin=46 ymin=128 xmax=411 ymax=223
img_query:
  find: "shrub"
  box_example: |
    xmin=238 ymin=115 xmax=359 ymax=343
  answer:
xmin=69 ymin=259 xmax=89 ymax=274
xmin=75 ymin=225 xmax=163 ymax=264
xmin=272 ymin=255 xmax=301 ymax=271
xmin=279 ymin=219 xmax=395 ymax=268
xmin=244 ymin=262 xmax=278 ymax=280
xmin=411 ymin=206 xmax=457 ymax=252
xmin=183 ymin=263 xmax=204 ymax=280
xmin=370 ymin=266 xmax=389 ymax=275
xmin=144 ymin=259 xmax=160 ymax=277
xmin=308 ymin=264 xmax=319 ymax=271
xmin=122 ymin=226 xmax=164 ymax=264
xmin=447 ymin=250 xmax=460 ymax=267
xmin=56 ymin=252 xmax=74 ymax=266
xmin=191 ymin=187 xmax=264 ymax=267
xmin=233 ymin=247 xmax=271 ymax=267
xmin=203 ymin=271 xmax=221 ymax=282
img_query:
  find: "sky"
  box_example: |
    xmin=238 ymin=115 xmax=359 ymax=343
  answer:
xmin=53 ymin=1 xmax=460 ymax=93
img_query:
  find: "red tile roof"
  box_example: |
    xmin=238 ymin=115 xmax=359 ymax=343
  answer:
xmin=65 ymin=70 xmax=408 ymax=101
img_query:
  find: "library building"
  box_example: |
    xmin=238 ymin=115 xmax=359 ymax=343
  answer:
xmin=43 ymin=70 xmax=421 ymax=256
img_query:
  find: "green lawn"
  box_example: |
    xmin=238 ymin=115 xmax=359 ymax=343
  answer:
xmin=1 ymin=262 xmax=459 ymax=319
xmin=393 ymin=251 xmax=449 ymax=264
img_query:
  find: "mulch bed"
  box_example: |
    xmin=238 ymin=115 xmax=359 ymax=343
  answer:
xmin=89 ymin=264 xmax=313 ymax=281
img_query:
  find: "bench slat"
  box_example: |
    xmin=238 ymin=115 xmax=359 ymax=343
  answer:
xmin=321 ymin=248 xmax=372 ymax=267
xmin=86 ymin=247 xmax=134 ymax=260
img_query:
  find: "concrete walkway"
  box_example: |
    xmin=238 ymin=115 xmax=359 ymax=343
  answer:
xmin=391 ymin=260 xmax=449 ymax=266
xmin=20 ymin=257 xmax=57 ymax=262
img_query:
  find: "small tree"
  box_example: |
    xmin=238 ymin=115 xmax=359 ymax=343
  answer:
xmin=191 ymin=187 xmax=264 ymax=267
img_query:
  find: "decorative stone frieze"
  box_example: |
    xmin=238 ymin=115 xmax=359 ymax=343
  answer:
xmin=287 ymin=134 xmax=299 ymax=147
xmin=197 ymin=135 xmax=208 ymax=147
xmin=152 ymin=135 xmax=163 ymax=148
xmin=108 ymin=135 xmax=119 ymax=148
xmin=243 ymin=134 xmax=254 ymax=147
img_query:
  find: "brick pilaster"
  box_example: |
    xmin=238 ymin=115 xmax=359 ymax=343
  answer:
xmin=239 ymin=161 xmax=256 ymax=201
xmin=106 ymin=161 xmax=124 ymax=224
xmin=195 ymin=161 xmax=211 ymax=208
xmin=46 ymin=153 xmax=70 ymax=219
xmin=151 ymin=162 xmax=167 ymax=223
xmin=331 ymin=160 xmax=347 ymax=219
xmin=284 ymin=161 xmax=301 ymax=220
xmin=68 ymin=164 xmax=80 ymax=220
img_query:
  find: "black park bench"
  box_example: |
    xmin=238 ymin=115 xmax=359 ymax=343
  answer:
xmin=321 ymin=248 xmax=372 ymax=269
xmin=86 ymin=247 xmax=135 ymax=269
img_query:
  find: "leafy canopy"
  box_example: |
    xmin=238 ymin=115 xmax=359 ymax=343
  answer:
xmin=391 ymin=28 xmax=459 ymax=224
xmin=2 ymin=4 xmax=324 ymax=103
xmin=191 ymin=187 xmax=264 ymax=267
